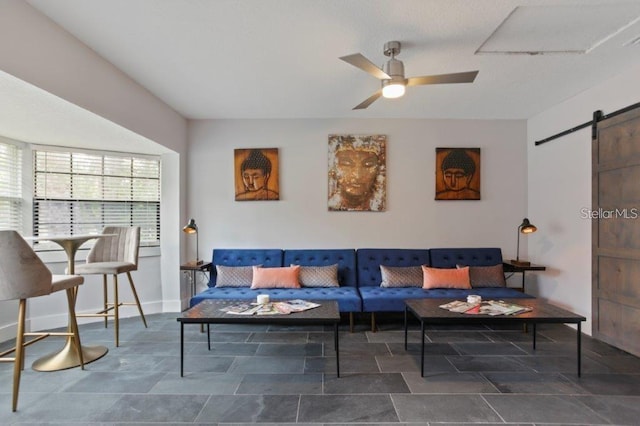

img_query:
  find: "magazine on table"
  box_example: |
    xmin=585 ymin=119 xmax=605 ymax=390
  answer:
xmin=439 ymin=300 xmax=532 ymax=316
xmin=222 ymin=303 xmax=262 ymax=315
xmin=439 ymin=300 xmax=479 ymax=313
xmin=281 ymin=299 xmax=321 ymax=312
xmin=482 ymin=300 xmax=533 ymax=316
xmin=223 ymin=299 xmax=321 ymax=315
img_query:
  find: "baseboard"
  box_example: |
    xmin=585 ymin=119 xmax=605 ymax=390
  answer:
xmin=0 ymin=321 xmax=18 ymax=344
xmin=0 ymin=300 xmax=170 ymax=345
xmin=74 ymin=300 xmax=166 ymax=325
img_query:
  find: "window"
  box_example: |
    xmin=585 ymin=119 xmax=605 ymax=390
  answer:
xmin=33 ymin=147 xmax=160 ymax=249
xmin=0 ymin=139 xmax=22 ymax=231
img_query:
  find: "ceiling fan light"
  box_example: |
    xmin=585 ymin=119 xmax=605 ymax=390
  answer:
xmin=382 ymin=82 xmax=405 ymax=98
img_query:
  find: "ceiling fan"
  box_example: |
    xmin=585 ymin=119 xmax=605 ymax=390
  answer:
xmin=340 ymin=41 xmax=479 ymax=110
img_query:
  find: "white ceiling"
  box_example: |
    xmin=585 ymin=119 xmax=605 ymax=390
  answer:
xmin=22 ymin=0 xmax=640 ymax=121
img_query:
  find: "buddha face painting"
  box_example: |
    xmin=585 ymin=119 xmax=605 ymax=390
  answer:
xmin=328 ymin=134 xmax=386 ymax=212
xmin=435 ymin=148 xmax=480 ymax=200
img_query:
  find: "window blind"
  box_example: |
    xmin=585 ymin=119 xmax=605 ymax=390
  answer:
xmin=0 ymin=141 xmax=22 ymax=231
xmin=33 ymin=148 xmax=160 ymax=249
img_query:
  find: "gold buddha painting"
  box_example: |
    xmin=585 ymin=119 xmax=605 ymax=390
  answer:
xmin=328 ymin=134 xmax=386 ymax=212
xmin=234 ymin=148 xmax=280 ymax=201
xmin=435 ymin=147 xmax=481 ymax=200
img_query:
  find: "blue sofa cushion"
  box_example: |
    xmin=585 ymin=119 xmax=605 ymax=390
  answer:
xmin=284 ymin=249 xmax=357 ymax=288
xmin=430 ymin=247 xmax=503 ymax=268
xmin=357 ymin=249 xmax=431 ymax=288
xmin=209 ymin=249 xmax=282 ymax=287
xmin=190 ymin=287 xmax=361 ymax=312
xmin=359 ymin=286 xmax=533 ymax=312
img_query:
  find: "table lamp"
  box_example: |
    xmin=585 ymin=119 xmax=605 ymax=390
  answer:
xmin=182 ymin=218 xmax=203 ymax=266
xmin=512 ymin=218 xmax=537 ymax=266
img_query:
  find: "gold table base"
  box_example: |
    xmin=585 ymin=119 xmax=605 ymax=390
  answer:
xmin=27 ymin=234 xmax=115 ymax=372
xmin=32 ymin=337 xmax=108 ymax=371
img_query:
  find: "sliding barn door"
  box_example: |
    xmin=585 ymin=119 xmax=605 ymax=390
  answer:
xmin=592 ymin=106 xmax=640 ymax=357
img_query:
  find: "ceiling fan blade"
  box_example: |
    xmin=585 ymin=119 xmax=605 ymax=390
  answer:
xmin=406 ymin=70 xmax=479 ymax=86
xmin=353 ymin=90 xmax=382 ymax=110
xmin=340 ymin=53 xmax=391 ymax=80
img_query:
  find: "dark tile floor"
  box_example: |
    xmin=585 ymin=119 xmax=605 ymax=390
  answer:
xmin=1 ymin=312 xmax=640 ymax=425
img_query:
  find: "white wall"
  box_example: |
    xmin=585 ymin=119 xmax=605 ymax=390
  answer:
xmin=187 ymin=118 xmax=527 ymax=293
xmin=0 ymin=1 xmax=189 ymax=341
xmin=527 ymin=63 xmax=640 ymax=335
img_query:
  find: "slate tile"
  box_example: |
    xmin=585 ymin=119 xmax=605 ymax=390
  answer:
xmin=96 ymin=394 xmax=209 ymax=422
xmin=483 ymin=371 xmax=588 ymax=394
xmin=403 ymin=371 xmax=498 ymax=394
xmin=196 ymin=394 xmax=299 ymax=423
xmin=392 ymin=394 xmax=502 ymax=423
xmin=298 ymin=394 xmax=398 ymax=423
xmin=483 ymin=394 xmax=609 ymax=424
xmin=323 ymin=372 xmax=410 ymax=394
xmin=236 ymin=372 xmax=322 ymax=394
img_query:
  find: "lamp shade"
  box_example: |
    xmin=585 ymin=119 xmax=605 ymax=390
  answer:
xmin=182 ymin=218 xmax=198 ymax=234
xmin=519 ymin=218 xmax=537 ymax=234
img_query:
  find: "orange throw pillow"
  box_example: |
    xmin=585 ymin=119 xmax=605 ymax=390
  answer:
xmin=422 ymin=266 xmax=471 ymax=289
xmin=251 ymin=265 xmax=301 ymax=289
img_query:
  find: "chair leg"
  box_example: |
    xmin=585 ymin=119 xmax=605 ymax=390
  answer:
xmin=66 ymin=288 xmax=84 ymax=369
xmin=12 ymin=299 xmax=26 ymax=412
xmin=102 ymin=275 xmax=108 ymax=328
xmin=113 ymin=274 xmax=119 ymax=347
xmin=126 ymin=271 xmax=147 ymax=328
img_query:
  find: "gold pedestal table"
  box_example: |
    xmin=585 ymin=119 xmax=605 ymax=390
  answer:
xmin=28 ymin=234 xmax=114 ymax=371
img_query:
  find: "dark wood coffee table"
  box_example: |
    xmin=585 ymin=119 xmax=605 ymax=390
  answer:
xmin=404 ymin=298 xmax=586 ymax=377
xmin=178 ymin=299 xmax=341 ymax=377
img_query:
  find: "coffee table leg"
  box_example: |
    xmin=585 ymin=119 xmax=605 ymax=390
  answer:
xmin=207 ymin=323 xmax=211 ymax=351
xmin=334 ymin=322 xmax=340 ymax=378
xmin=180 ymin=322 xmax=184 ymax=377
xmin=577 ymin=322 xmax=582 ymax=377
xmin=532 ymin=323 xmax=537 ymax=350
xmin=420 ymin=320 xmax=425 ymax=377
xmin=404 ymin=307 xmax=408 ymax=350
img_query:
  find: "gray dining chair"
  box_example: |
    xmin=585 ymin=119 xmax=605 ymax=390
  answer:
xmin=0 ymin=230 xmax=84 ymax=412
xmin=74 ymin=226 xmax=147 ymax=346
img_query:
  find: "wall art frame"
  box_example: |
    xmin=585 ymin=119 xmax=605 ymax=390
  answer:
xmin=435 ymin=147 xmax=481 ymax=200
xmin=234 ymin=148 xmax=280 ymax=201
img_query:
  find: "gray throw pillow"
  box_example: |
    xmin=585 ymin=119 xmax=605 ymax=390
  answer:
xmin=457 ymin=264 xmax=507 ymax=288
xmin=215 ymin=265 xmax=258 ymax=287
xmin=293 ymin=264 xmax=340 ymax=287
xmin=380 ymin=265 xmax=423 ymax=288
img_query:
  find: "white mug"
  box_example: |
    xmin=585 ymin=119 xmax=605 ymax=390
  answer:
xmin=257 ymin=294 xmax=270 ymax=305
xmin=467 ymin=295 xmax=481 ymax=304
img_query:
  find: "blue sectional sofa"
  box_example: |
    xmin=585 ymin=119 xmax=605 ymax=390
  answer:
xmin=190 ymin=247 xmax=532 ymax=331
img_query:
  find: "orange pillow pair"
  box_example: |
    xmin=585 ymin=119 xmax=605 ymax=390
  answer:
xmin=421 ymin=265 xmax=471 ymax=289
xmin=250 ymin=265 xmax=301 ymax=289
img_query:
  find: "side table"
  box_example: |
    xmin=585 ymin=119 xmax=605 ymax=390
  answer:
xmin=503 ymin=261 xmax=546 ymax=292
xmin=181 ymin=261 xmax=212 ymax=297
